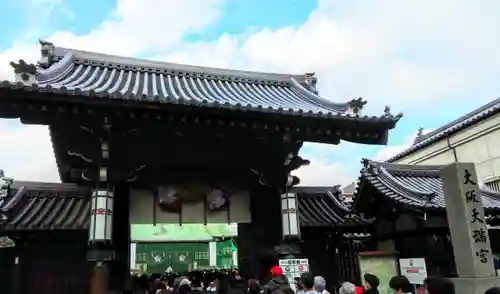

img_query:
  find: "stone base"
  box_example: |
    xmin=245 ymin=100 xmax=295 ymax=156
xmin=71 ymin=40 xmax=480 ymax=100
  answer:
xmin=452 ymin=277 xmax=500 ymax=294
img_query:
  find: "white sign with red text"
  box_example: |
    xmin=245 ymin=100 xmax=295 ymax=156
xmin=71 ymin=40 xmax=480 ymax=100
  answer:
xmin=279 ymin=258 xmax=309 ymax=281
xmin=399 ymin=258 xmax=427 ymax=284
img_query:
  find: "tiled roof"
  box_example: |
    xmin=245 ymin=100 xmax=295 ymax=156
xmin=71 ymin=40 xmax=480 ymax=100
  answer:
xmin=355 ymin=160 xmax=500 ymax=212
xmin=0 ymin=181 xmax=90 ymax=231
xmin=291 ymin=186 xmax=374 ymax=227
xmin=388 ymin=97 xmax=500 ymax=162
xmin=1 ymin=41 xmax=402 ymax=125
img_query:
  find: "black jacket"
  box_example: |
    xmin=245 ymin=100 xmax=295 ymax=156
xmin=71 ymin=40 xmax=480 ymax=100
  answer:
xmin=265 ymin=276 xmax=289 ymax=294
xmin=363 ymin=288 xmax=380 ymax=294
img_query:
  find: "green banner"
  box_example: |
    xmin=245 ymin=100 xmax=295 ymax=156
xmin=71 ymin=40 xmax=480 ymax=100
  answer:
xmin=131 ymin=223 xmax=238 ymax=242
xmin=216 ymin=240 xmax=236 ymax=269
xmin=135 ymin=242 xmax=211 ymax=273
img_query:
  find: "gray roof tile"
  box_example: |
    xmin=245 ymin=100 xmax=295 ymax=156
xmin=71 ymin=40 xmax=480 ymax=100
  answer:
xmin=355 ymin=160 xmax=500 ymax=212
xmin=0 ymin=181 xmax=90 ymax=231
xmin=1 ymin=41 xmax=402 ymax=124
xmin=291 ymin=186 xmax=373 ymax=227
xmin=388 ymin=97 xmax=500 ymax=162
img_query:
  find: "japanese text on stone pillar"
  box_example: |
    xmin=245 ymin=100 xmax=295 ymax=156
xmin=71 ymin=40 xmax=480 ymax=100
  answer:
xmin=463 ymin=169 xmax=490 ymax=264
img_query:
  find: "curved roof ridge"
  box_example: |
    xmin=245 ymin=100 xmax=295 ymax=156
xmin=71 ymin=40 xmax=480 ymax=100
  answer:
xmin=377 ymin=164 xmax=436 ymax=200
xmin=387 ymin=97 xmax=500 ymax=162
xmin=325 ymin=189 xmax=351 ymax=212
xmin=49 ymin=45 xmax=308 ymax=84
xmin=37 ymin=51 xmax=75 ymax=84
xmin=361 ymin=159 xmax=436 ymax=202
xmin=372 ymin=160 xmax=442 ymax=174
xmin=290 ymin=77 xmax=349 ymax=112
xmin=0 ymin=185 xmax=27 ymax=211
xmin=481 ymin=188 xmax=500 ymax=200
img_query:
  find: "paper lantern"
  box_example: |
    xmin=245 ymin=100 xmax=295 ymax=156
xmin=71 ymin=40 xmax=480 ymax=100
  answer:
xmin=89 ymin=189 xmax=114 ymax=243
xmin=281 ymin=193 xmax=300 ymax=238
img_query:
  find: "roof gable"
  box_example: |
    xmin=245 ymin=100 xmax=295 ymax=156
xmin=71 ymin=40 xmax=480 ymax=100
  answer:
xmin=290 ymin=186 xmax=373 ymax=227
xmin=354 ymin=159 xmax=500 ymax=213
xmin=388 ymin=97 xmax=500 ymax=162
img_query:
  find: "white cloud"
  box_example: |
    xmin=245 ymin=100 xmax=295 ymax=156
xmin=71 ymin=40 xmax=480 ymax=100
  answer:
xmin=0 ymin=42 xmax=39 ymax=80
xmin=156 ymin=0 xmax=500 ymax=111
xmin=375 ymin=128 xmax=435 ymax=161
xmin=1 ymin=0 xmax=500 ymax=183
xmin=293 ymin=154 xmax=353 ymax=187
xmin=0 ymin=120 xmax=59 ymax=182
xmin=48 ymin=0 xmax=224 ymax=57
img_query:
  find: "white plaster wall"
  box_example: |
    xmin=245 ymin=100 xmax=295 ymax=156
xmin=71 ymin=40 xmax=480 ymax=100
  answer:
xmin=394 ymin=112 xmax=500 ymax=183
xmin=130 ymin=189 xmax=251 ymax=224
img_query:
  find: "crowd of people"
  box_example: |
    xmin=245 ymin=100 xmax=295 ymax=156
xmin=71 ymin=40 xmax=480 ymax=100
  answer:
xmin=125 ymin=266 xmax=500 ymax=294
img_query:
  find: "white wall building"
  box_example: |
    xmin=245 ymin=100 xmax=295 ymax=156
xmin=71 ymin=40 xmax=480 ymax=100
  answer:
xmin=387 ymin=98 xmax=500 ymax=191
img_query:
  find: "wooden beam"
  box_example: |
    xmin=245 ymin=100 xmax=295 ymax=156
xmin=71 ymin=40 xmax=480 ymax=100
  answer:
xmin=0 ymin=92 xmax=385 ymax=145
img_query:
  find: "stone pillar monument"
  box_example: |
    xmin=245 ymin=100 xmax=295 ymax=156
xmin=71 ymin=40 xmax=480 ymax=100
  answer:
xmin=440 ymin=162 xmax=500 ymax=294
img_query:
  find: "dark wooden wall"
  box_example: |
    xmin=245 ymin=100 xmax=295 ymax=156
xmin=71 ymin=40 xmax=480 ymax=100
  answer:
xmin=301 ymin=227 xmax=339 ymax=289
xmin=0 ymin=247 xmax=16 ymax=294
xmin=13 ymin=231 xmax=90 ymax=294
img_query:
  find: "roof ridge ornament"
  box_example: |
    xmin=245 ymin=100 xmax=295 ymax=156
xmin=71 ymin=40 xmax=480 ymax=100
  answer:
xmin=361 ymin=158 xmax=377 ymax=174
xmin=0 ymin=169 xmax=13 ymax=200
xmin=10 ymin=60 xmax=38 ymax=85
xmin=416 ymin=127 xmax=424 ymax=137
xmin=383 ymin=105 xmax=404 ymax=120
xmin=38 ymin=39 xmax=55 ymax=69
xmin=304 ymin=72 xmax=318 ymax=94
xmin=348 ymin=97 xmax=367 ymax=116
xmin=413 ymin=127 xmax=425 ymax=144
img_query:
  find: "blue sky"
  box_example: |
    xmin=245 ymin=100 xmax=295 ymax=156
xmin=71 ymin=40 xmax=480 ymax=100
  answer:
xmin=1 ymin=0 xmax=500 ymax=185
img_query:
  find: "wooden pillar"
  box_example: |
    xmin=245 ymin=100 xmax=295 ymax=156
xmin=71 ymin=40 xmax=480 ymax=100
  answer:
xmin=237 ymin=186 xmax=281 ymax=280
xmin=110 ymin=184 xmax=131 ymax=291
xmin=90 ymin=262 xmax=109 ymax=294
xmin=10 ymin=254 xmax=20 ymax=294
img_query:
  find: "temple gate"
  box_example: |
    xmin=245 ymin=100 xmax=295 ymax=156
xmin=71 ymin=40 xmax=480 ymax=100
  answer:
xmin=0 ymin=40 xmax=401 ymax=294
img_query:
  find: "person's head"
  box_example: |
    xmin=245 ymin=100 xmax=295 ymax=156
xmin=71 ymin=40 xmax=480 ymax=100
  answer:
xmin=294 ymin=277 xmax=304 ymax=291
xmin=363 ymin=273 xmax=379 ymax=290
xmin=270 ymin=266 xmax=283 ymax=277
xmin=389 ymin=276 xmax=411 ymax=294
xmin=486 ymin=287 xmax=500 ymax=294
xmin=192 ymin=279 xmax=202 ymax=288
xmin=155 ymin=279 xmax=167 ymax=290
xmin=301 ymin=272 xmax=315 ymax=290
xmin=339 ymin=282 xmax=356 ymax=294
xmin=314 ymin=276 xmax=326 ymax=292
xmin=234 ymin=270 xmax=241 ymax=279
xmin=423 ymin=276 xmax=455 ymax=294
xmin=247 ymin=279 xmax=261 ymax=294
xmin=179 ymin=284 xmax=191 ymax=294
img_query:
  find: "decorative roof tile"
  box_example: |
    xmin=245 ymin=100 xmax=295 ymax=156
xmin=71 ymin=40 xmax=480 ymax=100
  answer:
xmin=291 ymin=186 xmax=374 ymax=227
xmin=0 ymin=40 xmax=402 ymax=127
xmin=354 ymin=159 xmax=500 ymax=212
xmin=0 ymin=181 xmax=90 ymax=231
xmin=388 ymin=97 xmax=500 ymax=162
